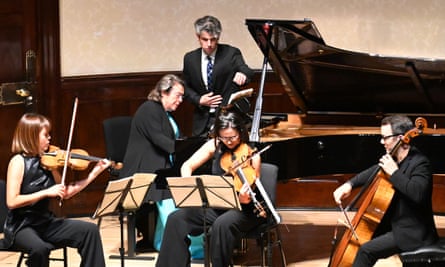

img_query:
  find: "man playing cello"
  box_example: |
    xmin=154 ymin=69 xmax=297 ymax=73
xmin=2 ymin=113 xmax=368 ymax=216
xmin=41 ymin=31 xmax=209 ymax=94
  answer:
xmin=333 ymin=115 xmax=438 ymax=266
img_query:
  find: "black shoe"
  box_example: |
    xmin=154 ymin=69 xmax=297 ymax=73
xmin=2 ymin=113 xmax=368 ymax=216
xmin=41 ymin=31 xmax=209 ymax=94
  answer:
xmin=135 ymin=239 xmax=156 ymax=253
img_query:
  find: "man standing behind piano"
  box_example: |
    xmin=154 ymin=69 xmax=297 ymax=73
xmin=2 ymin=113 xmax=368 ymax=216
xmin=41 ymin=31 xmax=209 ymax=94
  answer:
xmin=333 ymin=115 xmax=438 ymax=266
xmin=183 ymin=15 xmax=254 ymax=137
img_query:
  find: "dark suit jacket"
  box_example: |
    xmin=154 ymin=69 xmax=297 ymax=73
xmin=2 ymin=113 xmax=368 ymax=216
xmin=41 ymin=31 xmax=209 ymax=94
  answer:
xmin=119 ymin=100 xmax=176 ymax=179
xmin=183 ymin=44 xmax=254 ymax=136
xmin=348 ymin=146 xmax=438 ymax=251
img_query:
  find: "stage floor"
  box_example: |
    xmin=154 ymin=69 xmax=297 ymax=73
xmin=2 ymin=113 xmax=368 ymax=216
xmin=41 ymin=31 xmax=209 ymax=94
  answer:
xmin=1 ymin=210 xmax=444 ymax=266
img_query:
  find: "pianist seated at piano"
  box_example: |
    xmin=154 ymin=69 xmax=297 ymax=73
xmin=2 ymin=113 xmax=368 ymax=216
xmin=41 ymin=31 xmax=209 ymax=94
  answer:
xmin=118 ymin=74 xmax=186 ymax=251
xmin=156 ymin=106 xmax=267 ymax=267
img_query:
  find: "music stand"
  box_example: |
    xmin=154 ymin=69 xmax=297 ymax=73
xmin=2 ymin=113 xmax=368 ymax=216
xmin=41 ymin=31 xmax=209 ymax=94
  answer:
xmin=93 ymin=177 xmax=132 ymax=267
xmin=167 ymin=175 xmax=240 ymax=267
xmin=93 ymin=173 xmax=156 ymax=266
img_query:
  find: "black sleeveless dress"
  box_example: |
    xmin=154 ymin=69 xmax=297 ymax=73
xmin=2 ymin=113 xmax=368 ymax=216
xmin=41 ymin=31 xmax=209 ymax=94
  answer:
xmin=2 ymin=155 xmax=62 ymax=248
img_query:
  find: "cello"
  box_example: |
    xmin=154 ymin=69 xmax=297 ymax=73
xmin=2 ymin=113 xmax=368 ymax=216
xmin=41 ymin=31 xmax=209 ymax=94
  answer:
xmin=328 ymin=117 xmax=427 ymax=267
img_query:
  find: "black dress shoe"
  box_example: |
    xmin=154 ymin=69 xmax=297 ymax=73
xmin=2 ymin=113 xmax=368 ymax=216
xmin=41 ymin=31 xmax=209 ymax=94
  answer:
xmin=135 ymin=239 xmax=156 ymax=253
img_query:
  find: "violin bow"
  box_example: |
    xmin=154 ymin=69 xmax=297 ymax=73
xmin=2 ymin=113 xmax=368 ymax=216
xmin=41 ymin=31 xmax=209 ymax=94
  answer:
xmin=59 ymin=97 xmax=79 ymax=206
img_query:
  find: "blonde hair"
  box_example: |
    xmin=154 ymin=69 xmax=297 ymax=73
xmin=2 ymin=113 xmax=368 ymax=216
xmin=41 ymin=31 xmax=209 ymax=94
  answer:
xmin=11 ymin=113 xmax=51 ymax=155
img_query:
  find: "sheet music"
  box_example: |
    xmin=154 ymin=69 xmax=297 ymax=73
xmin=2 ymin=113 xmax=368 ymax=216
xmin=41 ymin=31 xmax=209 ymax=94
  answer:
xmin=122 ymin=173 xmax=156 ymax=210
xmin=92 ymin=177 xmax=132 ymax=218
xmin=167 ymin=175 xmax=240 ymax=210
xmin=228 ymin=88 xmax=254 ymax=105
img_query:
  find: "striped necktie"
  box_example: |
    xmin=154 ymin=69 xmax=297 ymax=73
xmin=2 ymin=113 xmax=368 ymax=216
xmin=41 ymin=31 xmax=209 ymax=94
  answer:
xmin=206 ymin=56 xmax=213 ymax=91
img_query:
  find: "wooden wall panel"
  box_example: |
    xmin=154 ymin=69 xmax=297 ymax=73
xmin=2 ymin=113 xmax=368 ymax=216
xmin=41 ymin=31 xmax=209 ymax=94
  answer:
xmin=57 ymin=72 xmax=166 ymax=216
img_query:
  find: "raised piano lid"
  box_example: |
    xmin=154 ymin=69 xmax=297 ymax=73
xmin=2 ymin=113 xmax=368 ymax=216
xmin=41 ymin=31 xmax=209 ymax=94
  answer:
xmin=245 ymin=19 xmax=445 ymax=115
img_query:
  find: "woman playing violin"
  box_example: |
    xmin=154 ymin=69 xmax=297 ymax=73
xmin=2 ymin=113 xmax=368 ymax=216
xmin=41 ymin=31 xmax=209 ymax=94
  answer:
xmin=333 ymin=115 xmax=438 ymax=266
xmin=156 ymin=107 xmax=266 ymax=267
xmin=3 ymin=113 xmax=111 ymax=267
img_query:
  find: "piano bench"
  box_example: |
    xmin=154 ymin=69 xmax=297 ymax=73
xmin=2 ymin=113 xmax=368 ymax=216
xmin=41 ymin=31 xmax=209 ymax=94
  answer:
xmin=399 ymin=238 xmax=445 ymax=267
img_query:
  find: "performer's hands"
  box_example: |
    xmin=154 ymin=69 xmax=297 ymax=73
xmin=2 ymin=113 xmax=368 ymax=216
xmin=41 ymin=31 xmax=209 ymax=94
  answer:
xmin=232 ymin=72 xmax=247 ymax=86
xmin=379 ymin=154 xmax=398 ymax=176
xmin=238 ymin=183 xmax=252 ymax=204
xmin=199 ymin=92 xmax=222 ymax=108
xmin=46 ymin=183 xmax=66 ymax=199
xmin=89 ymin=159 xmax=112 ymax=179
xmin=333 ymin=182 xmax=352 ymax=205
xmin=63 ymin=159 xmax=112 ymax=200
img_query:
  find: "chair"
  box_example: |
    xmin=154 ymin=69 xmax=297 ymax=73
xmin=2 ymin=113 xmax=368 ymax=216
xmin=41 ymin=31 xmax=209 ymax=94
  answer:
xmin=100 ymin=116 xmax=132 ymax=230
xmin=240 ymin=163 xmax=287 ymax=267
xmin=101 ymin=116 xmax=155 ymax=259
xmin=102 ymin=116 xmax=133 ymax=179
xmin=0 ymin=180 xmax=68 ymax=267
xmin=399 ymin=237 xmax=445 ymax=266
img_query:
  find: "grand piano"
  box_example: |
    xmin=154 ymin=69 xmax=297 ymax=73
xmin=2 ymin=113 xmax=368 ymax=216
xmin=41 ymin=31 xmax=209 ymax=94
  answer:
xmin=244 ymin=19 xmax=445 ymax=212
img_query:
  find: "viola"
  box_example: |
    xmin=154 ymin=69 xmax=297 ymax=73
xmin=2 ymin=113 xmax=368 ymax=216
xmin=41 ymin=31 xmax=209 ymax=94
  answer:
xmin=328 ymin=117 xmax=427 ymax=267
xmin=41 ymin=145 xmax=122 ymax=171
xmin=220 ymin=143 xmax=267 ymax=218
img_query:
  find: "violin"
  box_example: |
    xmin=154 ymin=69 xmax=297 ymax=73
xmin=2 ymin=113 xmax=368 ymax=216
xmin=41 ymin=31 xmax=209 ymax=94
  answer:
xmin=220 ymin=143 xmax=267 ymax=218
xmin=220 ymin=143 xmax=258 ymax=190
xmin=41 ymin=145 xmax=122 ymax=171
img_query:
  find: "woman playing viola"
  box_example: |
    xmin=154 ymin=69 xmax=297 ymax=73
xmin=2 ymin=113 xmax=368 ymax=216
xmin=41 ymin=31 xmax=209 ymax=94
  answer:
xmin=155 ymin=107 xmax=266 ymax=267
xmin=3 ymin=113 xmax=111 ymax=267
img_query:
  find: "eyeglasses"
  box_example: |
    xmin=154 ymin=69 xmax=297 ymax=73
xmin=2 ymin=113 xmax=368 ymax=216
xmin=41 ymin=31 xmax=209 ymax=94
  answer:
xmin=381 ymin=133 xmax=400 ymax=141
xmin=218 ymin=135 xmax=239 ymax=142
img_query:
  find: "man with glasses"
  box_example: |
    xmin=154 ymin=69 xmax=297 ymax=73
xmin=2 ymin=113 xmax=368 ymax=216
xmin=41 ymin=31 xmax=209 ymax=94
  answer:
xmin=333 ymin=115 xmax=438 ymax=266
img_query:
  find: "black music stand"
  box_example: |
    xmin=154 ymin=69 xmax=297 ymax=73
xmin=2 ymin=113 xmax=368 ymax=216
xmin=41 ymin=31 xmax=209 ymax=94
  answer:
xmin=167 ymin=175 xmax=240 ymax=267
xmin=93 ymin=173 xmax=156 ymax=266
xmin=93 ymin=177 xmax=132 ymax=267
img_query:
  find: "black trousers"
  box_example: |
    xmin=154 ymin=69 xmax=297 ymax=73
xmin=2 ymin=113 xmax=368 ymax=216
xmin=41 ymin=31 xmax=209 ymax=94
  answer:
xmin=353 ymin=231 xmax=401 ymax=267
xmin=155 ymin=207 xmax=265 ymax=267
xmin=13 ymin=218 xmax=105 ymax=267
